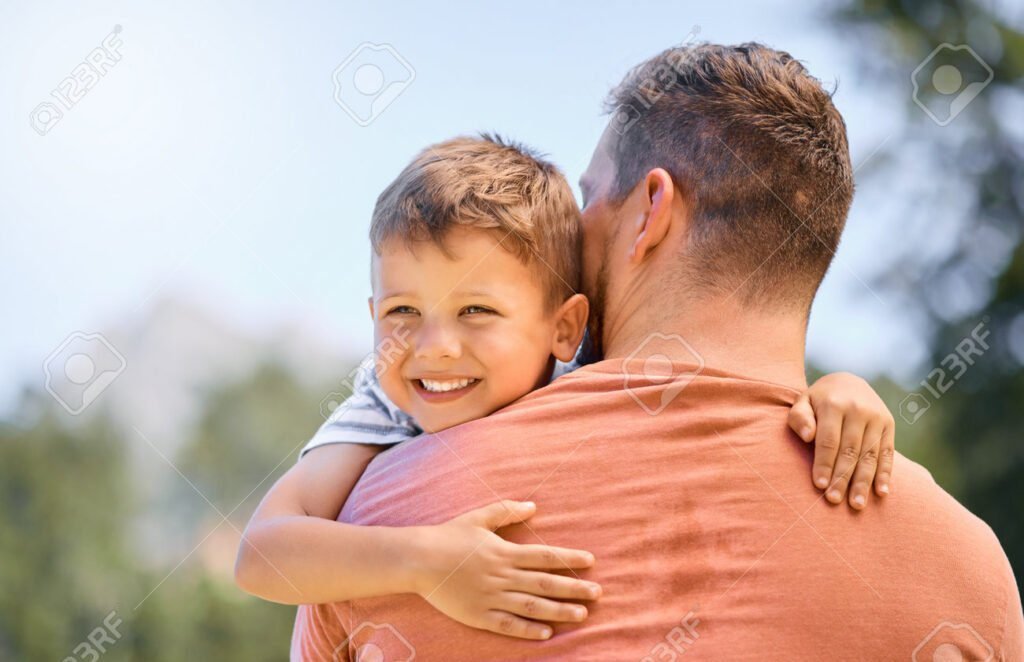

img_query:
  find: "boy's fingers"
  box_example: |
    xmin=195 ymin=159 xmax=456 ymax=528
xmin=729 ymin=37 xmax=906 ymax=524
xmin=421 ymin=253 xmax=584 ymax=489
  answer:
xmin=787 ymin=394 xmax=816 ymax=442
xmin=499 ymin=592 xmax=589 ymax=624
xmin=466 ymin=500 xmax=536 ymax=531
xmin=513 ymin=544 xmax=595 ymax=570
xmin=483 ymin=611 xmax=553 ymax=641
xmin=826 ymin=413 xmax=867 ymax=504
xmin=510 ymin=571 xmax=602 ymax=601
xmin=847 ymin=422 xmax=883 ymax=510
xmin=874 ymin=424 xmax=896 ymax=497
xmin=811 ymin=405 xmax=843 ymax=491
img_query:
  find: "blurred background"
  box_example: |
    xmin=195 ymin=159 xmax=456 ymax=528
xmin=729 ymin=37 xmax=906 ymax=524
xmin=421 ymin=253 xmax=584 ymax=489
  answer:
xmin=2 ymin=0 xmax=1022 ymax=659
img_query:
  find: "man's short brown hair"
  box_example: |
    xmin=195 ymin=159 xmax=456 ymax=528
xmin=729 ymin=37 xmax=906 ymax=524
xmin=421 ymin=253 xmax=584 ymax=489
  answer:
xmin=370 ymin=134 xmax=581 ymax=309
xmin=605 ymin=42 xmax=853 ymax=310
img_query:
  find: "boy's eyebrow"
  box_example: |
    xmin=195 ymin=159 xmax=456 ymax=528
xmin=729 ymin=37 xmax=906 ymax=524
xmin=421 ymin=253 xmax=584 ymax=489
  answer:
xmin=453 ymin=289 xmax=497 ymax=298
xmin=378 ymin=289 xmax=497 ymax=299
xmin=377 ymin=291 xmax=414 ymax=300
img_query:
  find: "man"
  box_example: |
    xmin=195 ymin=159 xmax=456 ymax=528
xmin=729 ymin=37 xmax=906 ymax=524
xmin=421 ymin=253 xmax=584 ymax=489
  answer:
xmin=293 ymin=43 xmax=1024 ymax=660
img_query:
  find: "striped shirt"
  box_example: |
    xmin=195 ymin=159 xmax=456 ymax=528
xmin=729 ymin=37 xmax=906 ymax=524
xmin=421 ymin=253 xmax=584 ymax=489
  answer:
xmin=300 ymin=356 xmax=581 ymax=457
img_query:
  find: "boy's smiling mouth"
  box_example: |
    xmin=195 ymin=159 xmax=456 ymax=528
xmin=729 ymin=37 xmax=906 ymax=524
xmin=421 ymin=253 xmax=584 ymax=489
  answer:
xmin=411 ymin=376 xmax=482 ymax=403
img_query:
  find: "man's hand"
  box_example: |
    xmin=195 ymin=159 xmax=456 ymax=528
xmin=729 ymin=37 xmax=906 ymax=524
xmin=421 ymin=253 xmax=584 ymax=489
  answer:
xmin=410 ymin=500 xmax=601 ymax=640
xmin=788 ymin=372 xmax=896 ymax=510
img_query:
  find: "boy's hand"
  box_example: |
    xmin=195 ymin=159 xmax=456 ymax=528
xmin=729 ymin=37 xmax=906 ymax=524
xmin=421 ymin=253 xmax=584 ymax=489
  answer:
xmin=788 ymin=372 xmax=895 ymax=510
xmin=411 ymin=500 xmax=601 ymax=640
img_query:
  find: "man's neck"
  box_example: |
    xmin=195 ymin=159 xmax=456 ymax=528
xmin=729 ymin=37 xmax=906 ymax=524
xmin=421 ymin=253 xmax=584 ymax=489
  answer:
xmin=602 ymin=296 xmax=809 ymax=391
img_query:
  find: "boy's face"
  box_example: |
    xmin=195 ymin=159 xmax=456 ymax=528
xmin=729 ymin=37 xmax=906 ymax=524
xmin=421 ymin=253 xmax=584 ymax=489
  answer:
xmin=369 ymin=227 xmax=561 ymax=433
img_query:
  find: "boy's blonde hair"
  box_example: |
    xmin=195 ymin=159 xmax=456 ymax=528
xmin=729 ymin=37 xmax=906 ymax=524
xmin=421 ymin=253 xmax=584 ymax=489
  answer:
xmin=370 ymin=134 xmax=581 ymax=309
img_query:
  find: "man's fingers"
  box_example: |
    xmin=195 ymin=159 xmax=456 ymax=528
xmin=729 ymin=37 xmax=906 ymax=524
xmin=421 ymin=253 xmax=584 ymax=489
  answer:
xmin=788 ymin=394 xmax=817 ymax=442
xmin=847 ymin=422 xmax=883 ymax=510
xmin=826 ymin=412 xmax=867 ymax=505
xmin=509 ymin=571 xmax=602 ymax=601
xmin=513 ymin=544 xmax=595 ymax=570
xmin=481 ymin=611 xmax=553 ymax=641
xmin=874 ymin=423 xmax=895 ymax=497
xmin=462 ymin=500 xmax=536 ymax=531
xmin=499 ymin=592 xmax=589 ymax=623
xmin=811 ymin=405 xmax=843 ymax=491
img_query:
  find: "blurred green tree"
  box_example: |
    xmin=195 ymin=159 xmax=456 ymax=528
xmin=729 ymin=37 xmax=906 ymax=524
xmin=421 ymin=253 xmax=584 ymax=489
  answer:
xmin=0 ymin=358 xmax=337 ymax=661
xmin=0 ymin=405 xmax=134 ymax=660
xmin=175 ymin=360 xmax=332 ymax=529
xmin=835 ymin=0 xmax=1024 ymax=587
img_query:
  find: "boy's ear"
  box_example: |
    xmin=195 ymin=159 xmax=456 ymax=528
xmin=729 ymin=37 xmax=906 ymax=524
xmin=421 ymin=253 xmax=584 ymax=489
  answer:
xmin=550 ymin=293 xmax=589 ymax=362
xmin=367 ymin=296 xmax=375 ymax=320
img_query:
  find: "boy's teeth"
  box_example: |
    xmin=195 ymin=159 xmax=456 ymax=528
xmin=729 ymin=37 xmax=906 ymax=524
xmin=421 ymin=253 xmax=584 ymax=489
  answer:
xmin=420 ymin=378 xmax=476 ymax=393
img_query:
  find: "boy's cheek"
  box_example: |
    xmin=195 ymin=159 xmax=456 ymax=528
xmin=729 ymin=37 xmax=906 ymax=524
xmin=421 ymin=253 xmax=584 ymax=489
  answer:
xmin=374 ymin=322 xmax=414 ymax=364
xmin=370 ymin=324 xmax=413 ymax=408
xmin=373 ymin=318 xmax=406 ymax=339
xmin=376 ymin=367 xmax=412 ymax=412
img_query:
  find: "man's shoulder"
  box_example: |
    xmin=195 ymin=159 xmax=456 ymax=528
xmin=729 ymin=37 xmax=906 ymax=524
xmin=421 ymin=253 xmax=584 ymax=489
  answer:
xmin=897 ymin=451 xmax=1023 ymax=655
xmin=362 ymin=360 xmax=800 ymax=480
xmin=889 ymin=452 xmax=998 ymax=544
xmin=884 ymin=453 xmax=1017 ymax=618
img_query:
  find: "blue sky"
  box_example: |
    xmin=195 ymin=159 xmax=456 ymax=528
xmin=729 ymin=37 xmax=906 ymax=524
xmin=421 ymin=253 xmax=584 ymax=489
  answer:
xmin=1 ymin=0 xmax=925 ymax=410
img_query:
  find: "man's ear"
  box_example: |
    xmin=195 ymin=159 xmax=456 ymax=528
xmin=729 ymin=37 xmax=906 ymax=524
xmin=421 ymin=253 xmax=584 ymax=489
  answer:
xmin=628 ymin=168 xmax=675 ymax=263
xmin=550 ymin=293 xmax=590 ymax=362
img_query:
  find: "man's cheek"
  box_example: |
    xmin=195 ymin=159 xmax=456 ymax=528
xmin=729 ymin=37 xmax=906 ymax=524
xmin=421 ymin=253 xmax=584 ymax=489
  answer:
xmin=580 ymin=218 xmax=602 ymax=267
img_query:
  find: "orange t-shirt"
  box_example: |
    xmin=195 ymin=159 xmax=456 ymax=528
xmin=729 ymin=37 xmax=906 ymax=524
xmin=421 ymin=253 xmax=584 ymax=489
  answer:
xmin=292 ymin=359 xmax=1024 ymax=661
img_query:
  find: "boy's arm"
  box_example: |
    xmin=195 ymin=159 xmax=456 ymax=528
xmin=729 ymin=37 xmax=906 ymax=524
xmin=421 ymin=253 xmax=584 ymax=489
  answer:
xmin=236 ymin=357 xmax=425 ymax=604
xmin=787 ymin=372 xmax=896 ymax=510
xmin=238 ymin=441 xmax=453 ymax=604
xmin=236 ymin=444 xmax=600 ymax=640
xmin=236 ymin=360 xmax=601 ymax=640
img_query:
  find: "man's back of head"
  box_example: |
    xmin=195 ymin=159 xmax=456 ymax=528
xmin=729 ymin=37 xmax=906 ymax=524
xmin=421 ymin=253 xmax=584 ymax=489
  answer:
xmin=577 ymin=43 xmax=856 ymax=380
xmin=601 ymin=42 xmax=853 ymax=312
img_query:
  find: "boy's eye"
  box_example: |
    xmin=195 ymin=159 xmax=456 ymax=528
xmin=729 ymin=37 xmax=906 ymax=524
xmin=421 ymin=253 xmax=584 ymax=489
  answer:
xmin=386 ymin=305 xmax=419 ymax=316
xmin=461 ymin=305 xmax=495 ymax=316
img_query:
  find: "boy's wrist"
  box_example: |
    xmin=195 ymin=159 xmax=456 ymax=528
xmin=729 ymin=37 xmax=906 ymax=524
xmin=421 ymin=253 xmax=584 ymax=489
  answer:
xmin=393 ymin=525 xmax=436 ymax=596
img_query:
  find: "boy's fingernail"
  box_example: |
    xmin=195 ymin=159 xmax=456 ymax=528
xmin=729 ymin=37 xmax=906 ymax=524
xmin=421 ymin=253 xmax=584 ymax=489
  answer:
xmin=523 ymin=502 xmax=535 ymax=509
xmin=879 ymin=484 xmax=890 ymax=495
xmin=827 ymin=490 xmax=841 ymax=502
xmin=815 ymin=476 xmax=828 ymax=489
xmin=801 ymin=427 xmax=813 ymax=440
xmin=540 ymin=628 xmax=552 ymax=639
xmin=852 ymin=495 xmax=865 ymax=508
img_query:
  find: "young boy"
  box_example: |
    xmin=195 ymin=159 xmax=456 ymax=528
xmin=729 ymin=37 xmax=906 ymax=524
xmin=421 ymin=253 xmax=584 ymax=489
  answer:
xmin=236 ymin=135 xmax=895 ymax=641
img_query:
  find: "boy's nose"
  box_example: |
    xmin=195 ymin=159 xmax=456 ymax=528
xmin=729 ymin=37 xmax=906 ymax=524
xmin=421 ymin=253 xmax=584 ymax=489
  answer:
xmin=413 ymin=321 xmax=462 ymax=361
